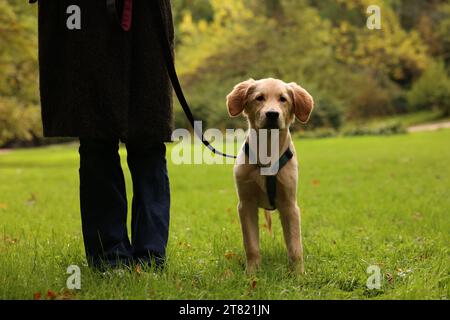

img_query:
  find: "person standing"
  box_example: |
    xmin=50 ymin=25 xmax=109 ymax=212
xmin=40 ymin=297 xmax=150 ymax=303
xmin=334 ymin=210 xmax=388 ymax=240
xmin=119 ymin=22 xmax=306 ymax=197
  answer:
xmin=35 ymin=0 xmax=174 ymax=270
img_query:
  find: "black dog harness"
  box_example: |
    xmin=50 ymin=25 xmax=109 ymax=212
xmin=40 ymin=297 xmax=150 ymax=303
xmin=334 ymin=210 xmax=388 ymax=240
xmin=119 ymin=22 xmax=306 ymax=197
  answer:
xmin=244 ymin=143 xmax=294 ymax=210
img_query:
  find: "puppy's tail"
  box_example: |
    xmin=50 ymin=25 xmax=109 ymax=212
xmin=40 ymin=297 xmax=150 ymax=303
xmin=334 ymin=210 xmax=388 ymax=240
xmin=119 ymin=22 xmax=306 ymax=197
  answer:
xmin=264 ymin=210 xmax=273 ymax=236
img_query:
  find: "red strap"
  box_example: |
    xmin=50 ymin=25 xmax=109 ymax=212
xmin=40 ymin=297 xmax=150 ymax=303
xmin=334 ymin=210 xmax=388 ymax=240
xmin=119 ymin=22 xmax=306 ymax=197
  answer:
xmin=121 ymin=0 xmax=133 ymax=31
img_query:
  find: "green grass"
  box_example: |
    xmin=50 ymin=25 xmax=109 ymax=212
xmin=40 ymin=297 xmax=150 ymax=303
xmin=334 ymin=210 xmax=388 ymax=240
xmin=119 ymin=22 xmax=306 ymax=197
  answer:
xmin=0 ymin=130 xmax=449 ymax=300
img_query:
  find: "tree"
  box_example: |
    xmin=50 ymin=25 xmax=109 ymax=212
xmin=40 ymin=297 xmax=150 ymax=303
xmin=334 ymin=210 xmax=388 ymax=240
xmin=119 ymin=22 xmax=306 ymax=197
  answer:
xmin=0 ymin=0 xmax=41 ymax=146
xmin=408 ymin=60 xmax=450 ymax=116
xmin=264 ymin=0 xmax=284 ymax=19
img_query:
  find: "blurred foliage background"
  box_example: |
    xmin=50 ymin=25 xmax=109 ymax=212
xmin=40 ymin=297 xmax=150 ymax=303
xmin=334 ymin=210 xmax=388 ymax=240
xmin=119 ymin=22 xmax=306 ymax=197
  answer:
xmin=1 ymin=0 xmax=449 ymax=147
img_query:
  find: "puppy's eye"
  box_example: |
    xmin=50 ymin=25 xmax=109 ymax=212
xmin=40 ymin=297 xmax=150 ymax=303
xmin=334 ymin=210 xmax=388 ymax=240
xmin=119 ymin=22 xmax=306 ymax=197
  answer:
xmin=256 ymin=95 xmax=265 ymax=102
xmin=280 ymin=96 xmax=287 ymax=103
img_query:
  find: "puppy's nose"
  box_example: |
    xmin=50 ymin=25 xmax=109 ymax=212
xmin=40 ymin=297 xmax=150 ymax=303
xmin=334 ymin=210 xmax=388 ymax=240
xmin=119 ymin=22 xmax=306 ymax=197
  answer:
xmin=266 ymin=111 xmax=280 ymax=121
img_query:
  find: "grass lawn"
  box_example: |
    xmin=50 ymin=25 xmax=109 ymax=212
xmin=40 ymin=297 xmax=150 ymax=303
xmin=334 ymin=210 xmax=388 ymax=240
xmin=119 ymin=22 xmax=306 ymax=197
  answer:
xmin=0 ymin=130 xmax=449 ymax=300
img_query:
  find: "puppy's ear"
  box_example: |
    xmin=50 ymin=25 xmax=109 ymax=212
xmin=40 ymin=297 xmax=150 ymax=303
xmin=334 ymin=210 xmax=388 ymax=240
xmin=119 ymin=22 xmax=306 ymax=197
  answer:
xmin=226 ymin=79 xmax=256 ymax=117
xmin=288 ymin=83 xmax=314 ymax=124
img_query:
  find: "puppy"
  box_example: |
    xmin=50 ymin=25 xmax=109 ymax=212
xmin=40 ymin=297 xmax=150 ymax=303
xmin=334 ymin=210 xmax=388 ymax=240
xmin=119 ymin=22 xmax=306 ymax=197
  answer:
xmin=227 ymin=78 xmax=314 ymax=274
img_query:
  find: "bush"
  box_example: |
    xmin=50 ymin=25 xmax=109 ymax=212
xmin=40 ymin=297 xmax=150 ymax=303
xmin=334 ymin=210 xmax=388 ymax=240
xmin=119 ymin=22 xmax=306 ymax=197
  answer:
xmin=342 ymin=122 xmax=407 ymax=137
xmin=0 ymin=97 xmax=42 ymax=147
xmin=348 ymin=76 xmax=394 ymax=119
xmin=391 ymin=93 xmax=409 ymax=114
xmin=306 ymin=95 xmax=344 ymax=130
xmin=296 ymin=128 xmax=338 ymax=139
xmin=408 ymin=61 xmax=450 ymax=116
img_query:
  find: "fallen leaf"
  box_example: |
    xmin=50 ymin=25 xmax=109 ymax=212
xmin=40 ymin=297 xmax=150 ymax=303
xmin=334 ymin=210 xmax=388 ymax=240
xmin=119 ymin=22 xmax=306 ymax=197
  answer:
xmin=386 ymin=272 xmax=394 ymax=284
xmin=250 ymin=279 xmax=257 ymax=290
xmin=135 ymin=265 xmax=142 ymax=275
xmin=178 ymin=241 xmax=192 ymax=249
xmin=224 ymin=251 xmax=237 ymax=260
xmin=312 ymin=179 xmax=321 ymax=186
xmin=60 ymin=290 xmax=76 ymax=300
xmin=47 ymin=290 xmax=57 ymax=300
xmin=33 ymin=292 xmax=42 ymax=300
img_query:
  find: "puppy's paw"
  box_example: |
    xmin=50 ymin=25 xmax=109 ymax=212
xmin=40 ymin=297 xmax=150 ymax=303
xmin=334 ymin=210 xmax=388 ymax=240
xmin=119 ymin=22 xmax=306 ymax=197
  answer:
xmin=246 ymin=259 xmax=261 ymax=275
xmin=289 ymin=261 xmax=305 ymax=275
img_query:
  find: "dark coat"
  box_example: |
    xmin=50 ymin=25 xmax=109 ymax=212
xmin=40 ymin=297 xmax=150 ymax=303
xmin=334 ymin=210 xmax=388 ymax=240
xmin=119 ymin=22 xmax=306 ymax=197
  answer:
xmin=37 ymin=0 xmax=174 ymax=142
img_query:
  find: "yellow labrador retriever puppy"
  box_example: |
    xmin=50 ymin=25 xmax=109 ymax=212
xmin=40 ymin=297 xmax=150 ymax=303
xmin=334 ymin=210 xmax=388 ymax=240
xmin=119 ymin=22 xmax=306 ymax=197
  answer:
xmin=227 ymin=78 xmax=314 ymax=274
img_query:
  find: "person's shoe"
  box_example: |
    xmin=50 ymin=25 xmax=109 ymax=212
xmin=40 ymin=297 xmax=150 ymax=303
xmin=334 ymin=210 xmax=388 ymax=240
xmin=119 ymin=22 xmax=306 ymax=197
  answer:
xmin=134 ymin=255 xmax=166 ymax=272
xmin=90 ymin=257 xmax=133 ymax=273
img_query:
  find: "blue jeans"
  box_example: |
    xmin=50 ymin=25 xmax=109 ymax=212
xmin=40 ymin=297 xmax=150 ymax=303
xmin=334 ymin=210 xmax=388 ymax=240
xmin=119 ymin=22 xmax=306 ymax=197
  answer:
xmin=79 ymin=139 xmax=170 ymax=269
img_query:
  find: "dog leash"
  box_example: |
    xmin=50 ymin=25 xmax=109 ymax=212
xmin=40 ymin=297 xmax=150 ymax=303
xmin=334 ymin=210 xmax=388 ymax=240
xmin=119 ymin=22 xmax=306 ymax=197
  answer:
xmin=106 ymin=0 xmax=237 ymax=159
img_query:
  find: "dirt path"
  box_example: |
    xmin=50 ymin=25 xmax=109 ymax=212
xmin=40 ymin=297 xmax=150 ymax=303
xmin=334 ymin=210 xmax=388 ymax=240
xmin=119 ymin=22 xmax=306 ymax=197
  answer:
xmin=408 ymin=121 xmax=450 ymax=133
xmin=0 ymin=149 xmax=12 ymax=155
